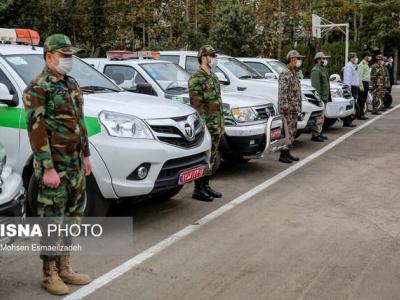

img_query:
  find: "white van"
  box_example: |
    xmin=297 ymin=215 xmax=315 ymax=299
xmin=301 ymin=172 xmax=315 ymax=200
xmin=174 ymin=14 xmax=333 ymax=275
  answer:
xmin=85 ymin=56 xmax=286 ymax=165
xmin=238 ymin=57 xmax=355 ymax=128
xmin=0 ymin=29 xmax=211 ymax=216
xmin=159 ymin=51 xmax=325 ymax=136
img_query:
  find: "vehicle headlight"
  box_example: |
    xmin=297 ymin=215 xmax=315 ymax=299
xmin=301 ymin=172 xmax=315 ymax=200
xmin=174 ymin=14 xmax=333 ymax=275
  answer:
xmin=331 ymin=88 xmax=341 ymax=98
xmin=231 ymin=107 xmax=257 ymax=123
xmin=99 ymin=111 xmax=154 ymax=139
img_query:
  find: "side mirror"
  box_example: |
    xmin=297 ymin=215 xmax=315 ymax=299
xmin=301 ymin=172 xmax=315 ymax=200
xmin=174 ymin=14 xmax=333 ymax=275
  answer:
xmin=0 ymin=83 xmax=13 ymax=102
xmin=264 ymin=73 xmax=277 ymax=80
xmin=135 ymin=83 xmax=155 ymax=95
xmin=215 ymin=72 xmax=229 ymax=85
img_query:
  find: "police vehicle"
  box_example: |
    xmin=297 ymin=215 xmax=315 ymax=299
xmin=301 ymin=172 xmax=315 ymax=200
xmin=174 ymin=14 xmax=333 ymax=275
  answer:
xmin=159 ymin=51 xmax=325 ymax=137
xmin=0 ymin=29 xmax=211 ymax=216
xmin=237 ymin=57 xmax=355 ymax=128
xmin=84 ymin=52 xmax=286 ymax=166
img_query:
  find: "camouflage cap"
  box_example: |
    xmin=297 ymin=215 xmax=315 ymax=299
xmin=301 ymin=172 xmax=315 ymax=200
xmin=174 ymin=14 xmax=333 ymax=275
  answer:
xmin=376 ymin=54 xmax=384 ymax=61
xmin=286 ymin=50 xmax=305 ymax=60
xmin=314 ymin=52 xmax=330 ymax=60
xmin=197 ymin=45 xmax=220 ymax=57
xmin=44 ymin=34 xmax=82 ymax=54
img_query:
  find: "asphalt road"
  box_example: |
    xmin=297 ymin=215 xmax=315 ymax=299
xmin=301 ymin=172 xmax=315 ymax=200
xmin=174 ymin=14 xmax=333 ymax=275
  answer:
xmin=1 ymin=88 xmax=399 ymax=300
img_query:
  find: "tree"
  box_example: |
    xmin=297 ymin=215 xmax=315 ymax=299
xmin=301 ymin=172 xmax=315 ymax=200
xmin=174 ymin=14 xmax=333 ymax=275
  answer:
xmin=209 ymin=4 xmax=257 ymax=56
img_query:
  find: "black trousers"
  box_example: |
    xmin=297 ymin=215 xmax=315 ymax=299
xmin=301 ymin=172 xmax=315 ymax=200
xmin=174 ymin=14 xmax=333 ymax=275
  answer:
xmin=342 ymin=85 xmax=358 ymax=124
xmin=358 ymin=81 xmax=369 ymax=116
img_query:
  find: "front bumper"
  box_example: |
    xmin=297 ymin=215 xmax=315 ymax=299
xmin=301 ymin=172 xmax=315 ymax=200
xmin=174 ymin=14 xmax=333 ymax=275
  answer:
xmin=299 ymin=110 xmax=325 ymax=133
xmin=325 ymin=97 xmax=355 ymax=119
xmin=91 ymin=130 xmax=211 ymax=198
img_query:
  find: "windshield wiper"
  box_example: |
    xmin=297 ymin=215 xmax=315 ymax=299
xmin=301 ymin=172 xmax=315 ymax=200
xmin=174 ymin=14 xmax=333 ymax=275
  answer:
xmin=165 ymin=86 xmax=188 ymax=91
xmin=81 ymin=85 xmax=120 ymax=93
xmin=238 ymin=75 xmax=253 ymax=79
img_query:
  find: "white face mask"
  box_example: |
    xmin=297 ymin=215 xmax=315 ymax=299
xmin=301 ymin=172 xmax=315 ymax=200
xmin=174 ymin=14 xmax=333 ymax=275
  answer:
xmin=323 ymin=59 xmax=328 ymax=67
xmin=296 ymin=59 xmax=302 ymax=68
xmin=207 ymin=57 xmax=218 ymax=70
xmin=367 ymin=56 xmax=372 ymax=62
xmin=55 ymin=57 xmax=73 ymax=74
xmin=354 ymin=58 xmax=359 ymax=64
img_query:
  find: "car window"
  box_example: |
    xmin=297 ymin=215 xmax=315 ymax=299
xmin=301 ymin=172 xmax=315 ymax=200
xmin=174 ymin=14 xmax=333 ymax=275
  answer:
xmin=103 ymin=65 xmax=147 ymax=89
xmin=185 ymin=56 xmax=200 ymax=74
xmin=0 ymin=67 xmax=18 ymax=105
xmin=158 ymin=55 xmax=180 ymax=65
xmin=214 ymin=67 xmax=229 ymax=82
xmin=244 ymin=62 xmax=273 ymax=75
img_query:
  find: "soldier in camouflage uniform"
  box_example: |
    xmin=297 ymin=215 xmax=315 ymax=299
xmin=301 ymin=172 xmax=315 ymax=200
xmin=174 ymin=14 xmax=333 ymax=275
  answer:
xmin=188 ymin=45 xmax=224 ymax=202
xmin=22 ymin=34 xmax=91 ymax=295
xmin=370 ymin=55 xmax=388 ymax=115
xmin=278 ymin=50 xmax=304 ymax=164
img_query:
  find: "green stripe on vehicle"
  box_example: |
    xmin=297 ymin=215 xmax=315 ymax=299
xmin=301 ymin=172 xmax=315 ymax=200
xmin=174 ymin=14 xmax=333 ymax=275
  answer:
xmin=0 ymin=107 xmax=101 ymax=137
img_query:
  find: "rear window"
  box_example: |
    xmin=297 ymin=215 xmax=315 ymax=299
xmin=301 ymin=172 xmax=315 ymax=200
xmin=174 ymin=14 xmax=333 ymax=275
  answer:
xmin=158 ymin=55 xmax=180 ymax=65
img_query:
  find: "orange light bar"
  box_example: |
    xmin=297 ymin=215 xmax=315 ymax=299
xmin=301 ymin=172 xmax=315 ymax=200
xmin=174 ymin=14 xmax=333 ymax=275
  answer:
xmin=106 ymin=50 xmax=135 ymax=60
xmin=15 ymin=29 xmax=40 ymax=45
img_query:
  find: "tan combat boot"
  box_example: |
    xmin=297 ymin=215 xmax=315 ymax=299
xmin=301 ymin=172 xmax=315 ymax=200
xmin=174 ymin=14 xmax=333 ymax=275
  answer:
xmin=42 ymin=260 xmax=69 ymax=295
xmin=58 ymin=255 xmax=91 ymax=285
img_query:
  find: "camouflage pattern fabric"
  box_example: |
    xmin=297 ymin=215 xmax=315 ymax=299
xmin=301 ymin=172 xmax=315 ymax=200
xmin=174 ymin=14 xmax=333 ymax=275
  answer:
xmin=22 ymin=66 xmax=89 ymax=260
xmin=278 ymin=66 xmax=302 ymax=143
xmin=208 ymin=135 xmax=222 ymax=176
xmin=44 ymin=34 xmax=82 ymax=55
xmin=189 ymin=68 xmax=224 ymax=175
xmin=371 ymin=63 xmax=389 ymax=109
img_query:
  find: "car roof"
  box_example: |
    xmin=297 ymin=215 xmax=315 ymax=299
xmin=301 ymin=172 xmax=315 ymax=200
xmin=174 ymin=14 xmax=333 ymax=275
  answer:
xmin=159 ymin=51 xmax=232 ymax=59
xmin=237 ymin=57 xmax=279 ymax=63
xmin=84 ymin=58 xmax=173 ymax=65
xmin=0 ymin=44 xmax=44 ymax=55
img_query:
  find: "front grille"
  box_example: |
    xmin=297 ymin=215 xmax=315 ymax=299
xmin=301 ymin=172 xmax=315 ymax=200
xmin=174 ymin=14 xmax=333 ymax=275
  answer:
xmin=153 ymin=152 xmax=208 ymax=190
xmin=149 ymin=115 xmax=204 ymax=149
xmin=304 ymin=93 xmax=323 ymax=107
xmin=255 ymin=104 xmax=276 ymax=120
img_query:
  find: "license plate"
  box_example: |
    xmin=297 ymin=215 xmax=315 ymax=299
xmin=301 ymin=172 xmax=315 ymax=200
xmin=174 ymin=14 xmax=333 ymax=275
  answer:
xmin=178 ymin=166 xmax=205 ymax=185
xmin=270 ymin=128 xmax=282 ymax=140
xmin=316 ymin=116 xmax=324 ymax=125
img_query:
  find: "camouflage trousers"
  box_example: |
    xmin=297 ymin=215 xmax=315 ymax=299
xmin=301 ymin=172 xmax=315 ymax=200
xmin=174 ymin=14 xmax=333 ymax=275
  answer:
xmin=283 ymin=113 xmax=298 ymax=145
xmin=372 ymin=88 xmax=385 ymax=110
xmin=311 ymin=124 xmax=323 ymax=137
xmin=35 ymin=164 xmax=86 ymax=261
xmin=206 ymin=134 xmax=222 ymax=177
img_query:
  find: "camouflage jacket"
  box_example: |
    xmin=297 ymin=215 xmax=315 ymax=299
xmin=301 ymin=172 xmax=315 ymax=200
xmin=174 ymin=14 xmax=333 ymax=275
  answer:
xmin=371 ymin=63 xmax=389 ymax=90
xmin=278 ymin=66 xmax=302 ymax=114
xmin=188 ymin=68 xmax=225 ymax=135
xmin=22 ymin=66 xmax=90 ymax=171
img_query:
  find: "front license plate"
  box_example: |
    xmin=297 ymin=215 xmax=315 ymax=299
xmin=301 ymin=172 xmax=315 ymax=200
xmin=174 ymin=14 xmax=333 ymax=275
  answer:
xmin=270 ymin=128 xmax=282 ymax=140
xmin=178 ymin=166 xmax=205 ymax=185
xmin=316 ymin=116 xmax=324 ymax=125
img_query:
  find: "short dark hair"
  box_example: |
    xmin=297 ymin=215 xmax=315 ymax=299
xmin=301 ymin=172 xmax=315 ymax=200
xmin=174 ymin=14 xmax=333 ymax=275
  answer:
xmin=198 ymin=56 xmax=202 ymax=64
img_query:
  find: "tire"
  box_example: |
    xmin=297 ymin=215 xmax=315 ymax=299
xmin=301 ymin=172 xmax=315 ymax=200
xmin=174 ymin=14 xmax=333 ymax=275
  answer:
xmin=323 ymin=118 xmax=337 ymax=129
xmin=149 ymin=185 xmax=184 ymax=202
xmin=27 ymin=174 xmax=38 ymax=216
xmin=84 ymin=174 xmax=110 ymax=217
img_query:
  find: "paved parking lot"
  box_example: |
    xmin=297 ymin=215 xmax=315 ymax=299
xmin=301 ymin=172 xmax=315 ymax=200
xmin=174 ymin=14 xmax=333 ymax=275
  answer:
xmin=1 ymin=88 xmax=399 ymax=300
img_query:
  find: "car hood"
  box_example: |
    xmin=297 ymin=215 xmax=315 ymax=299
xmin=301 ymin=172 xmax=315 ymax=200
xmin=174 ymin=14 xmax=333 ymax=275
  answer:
xmin=84 ymin=92 xmax=196 ymax=120
xmin=302 ymin=78 xmax=341 ymax=89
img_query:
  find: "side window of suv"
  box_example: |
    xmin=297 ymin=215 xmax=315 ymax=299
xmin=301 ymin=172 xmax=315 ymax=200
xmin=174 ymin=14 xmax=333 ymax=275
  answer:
xmin=0 ymin=67 xmax=18 ymax=106
xmin=185 ymin=56 xmax=200 ymax=74
xmin=244 ymin=62 xmax=273 ymax=76
xmin=158 ymin=55 xmax=180 ymax=65
xmin=104 ymin=65 xmax=147 ymax=90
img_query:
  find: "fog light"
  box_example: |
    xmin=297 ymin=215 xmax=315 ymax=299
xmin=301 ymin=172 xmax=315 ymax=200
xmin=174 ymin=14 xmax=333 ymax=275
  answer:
xmin=298 ymin=112 xmax=306 ymax=121
xmin=127 ymin=163 xmax=151 ymax=180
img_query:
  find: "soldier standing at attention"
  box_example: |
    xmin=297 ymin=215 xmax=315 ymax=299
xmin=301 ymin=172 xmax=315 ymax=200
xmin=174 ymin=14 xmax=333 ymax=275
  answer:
xmin=189 ymin=45 xmax=224 ymax=202
xmin=310 ymin=52 xmax=331 ymax=142
xmin=278 ymin=50 xmax=303 ymax=164
xmin=357 ymin=51 xmax=372 ymax=120
xmin=22 ymin=34 xmax=92 ymax=295
xmin=370 ymin=55 xmax=387 ymax=115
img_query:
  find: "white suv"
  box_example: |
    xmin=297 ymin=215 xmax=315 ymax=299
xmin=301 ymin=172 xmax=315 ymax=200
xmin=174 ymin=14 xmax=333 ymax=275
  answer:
xmin=238 ymin=57 xmax=355 ymax=128
xmin=0 ymin=38 xmax=211 ymax=216
xmin=85 ymin=56 xmax=286 ymax=165
xmin=159 ymin=51 xmax=325 ymax=137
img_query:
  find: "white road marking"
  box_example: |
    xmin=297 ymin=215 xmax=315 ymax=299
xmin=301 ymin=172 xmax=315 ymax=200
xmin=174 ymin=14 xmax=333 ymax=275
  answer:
xmin=64 ymin=104 xmax=400 ymax=300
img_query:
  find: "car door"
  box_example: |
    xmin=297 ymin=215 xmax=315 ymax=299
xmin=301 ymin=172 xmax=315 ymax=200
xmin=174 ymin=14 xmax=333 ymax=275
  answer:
xmin=0 ymin=64 xmax=23 ymax=168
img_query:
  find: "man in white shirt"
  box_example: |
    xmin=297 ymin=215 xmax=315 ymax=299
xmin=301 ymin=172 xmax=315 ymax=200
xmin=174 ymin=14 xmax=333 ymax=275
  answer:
xmin=342 ymin=53 xmax=358 ymax=127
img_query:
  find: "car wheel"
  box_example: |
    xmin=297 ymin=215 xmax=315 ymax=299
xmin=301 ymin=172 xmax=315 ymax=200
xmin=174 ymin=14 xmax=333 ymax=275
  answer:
xmin=323 ymin=118 xmax=337 ymax=129
xmin=149 ymin=185 xmax=184 ymax=202
xmin=84 ymin=174 xmax=110 ymax=217
xmin=27 ymin=174 xmax=38 ymax=216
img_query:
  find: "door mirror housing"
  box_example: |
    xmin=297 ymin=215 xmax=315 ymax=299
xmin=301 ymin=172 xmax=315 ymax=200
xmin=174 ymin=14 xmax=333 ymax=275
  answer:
xmin=135 ymin=83 xmax=156 ymax=96
xmin=264 ymin=73 xmax=277 ymax=80
xmin=0 ymin=83 xmax=14 ymax=102
xmin=215 ymin=72 xmax=230 ymax=85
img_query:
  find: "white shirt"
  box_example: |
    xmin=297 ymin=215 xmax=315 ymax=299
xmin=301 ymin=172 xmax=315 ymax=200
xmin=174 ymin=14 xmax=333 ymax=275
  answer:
xmin=343 ymin=62 xmax=359 ymax=87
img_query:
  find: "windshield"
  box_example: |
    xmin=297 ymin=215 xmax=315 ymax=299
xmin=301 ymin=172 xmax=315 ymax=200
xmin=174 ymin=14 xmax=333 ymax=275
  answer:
xmin=218 ymin=57 xmax=263 ymax=79
xmin=4 ymin=54 xmax=121 ymax=93
xmin=141 ymin=62 xmax=190 ymax=95
xmin=268 ymin=60 xmax=286 ymax=75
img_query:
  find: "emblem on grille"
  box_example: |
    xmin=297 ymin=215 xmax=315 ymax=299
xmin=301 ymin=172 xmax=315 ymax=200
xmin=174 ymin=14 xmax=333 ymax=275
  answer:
xmin=184 ymin=123 xmax=194 ymax=139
